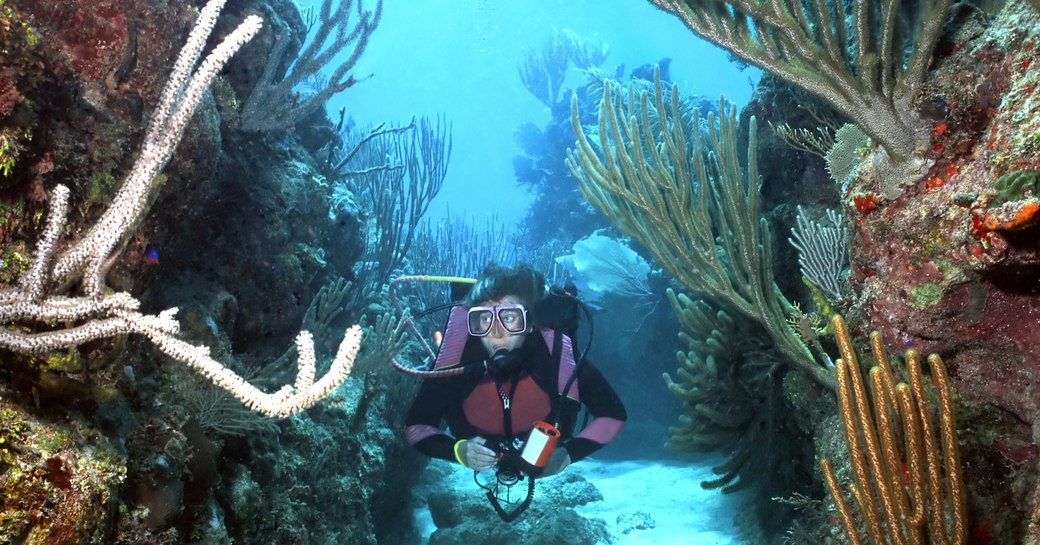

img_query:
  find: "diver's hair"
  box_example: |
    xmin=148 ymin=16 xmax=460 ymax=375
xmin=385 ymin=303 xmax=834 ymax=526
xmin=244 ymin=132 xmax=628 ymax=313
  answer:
xmin=466 ymin=263 xmax=545 ymax=309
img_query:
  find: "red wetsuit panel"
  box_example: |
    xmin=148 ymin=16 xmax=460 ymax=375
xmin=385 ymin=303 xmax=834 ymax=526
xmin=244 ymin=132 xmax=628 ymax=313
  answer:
xmin=462 ymin=373 xmax=552 ymax=436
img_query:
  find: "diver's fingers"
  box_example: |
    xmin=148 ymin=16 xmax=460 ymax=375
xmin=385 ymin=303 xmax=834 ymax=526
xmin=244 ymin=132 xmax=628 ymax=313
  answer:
xmin=471 ymin=461 xmax=495 ymax=471
xmin=470 ymin=447 xmax=497 ymax=470
xmin=472 ymin=443 xmax=496 ymax=457
xmin=459 ymin=440 xmax=498 ymax=470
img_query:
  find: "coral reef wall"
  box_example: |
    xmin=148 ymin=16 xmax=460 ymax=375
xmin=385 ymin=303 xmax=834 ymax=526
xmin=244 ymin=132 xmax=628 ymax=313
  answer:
xmin=846 ymin=0 xmax=1040 ymax=518
xmin=759 ymin=1 xmax=1040 ymax=541
xmin=0 ymin=0 xmax=418 ymax=542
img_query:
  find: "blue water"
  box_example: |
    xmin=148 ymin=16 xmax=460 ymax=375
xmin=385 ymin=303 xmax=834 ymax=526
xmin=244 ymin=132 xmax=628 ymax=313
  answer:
xmin=302 ymin=0 xmax=760 ymax=227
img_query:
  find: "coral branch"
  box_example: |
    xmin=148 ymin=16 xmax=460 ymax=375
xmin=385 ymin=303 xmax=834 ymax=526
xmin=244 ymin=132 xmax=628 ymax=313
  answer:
xmin=0 ymin=0 xmax=362 ymax=418
xmin=566 ymin=68 xmax=835 ymax=389
xmin=649 ymin=0 xmax=951 ymax=182
xmin=53 ymin=2 xmax=264 ymax=293
xmin=240 ymin=0 xmax=382 ymax=132
xmin=821 ymin=315 xmax=967 ymax=545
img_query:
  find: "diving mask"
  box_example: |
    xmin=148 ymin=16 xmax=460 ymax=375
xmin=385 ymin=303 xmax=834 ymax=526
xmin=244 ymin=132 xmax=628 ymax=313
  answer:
xmin=467 ymin=304 xmax=528 ymax=336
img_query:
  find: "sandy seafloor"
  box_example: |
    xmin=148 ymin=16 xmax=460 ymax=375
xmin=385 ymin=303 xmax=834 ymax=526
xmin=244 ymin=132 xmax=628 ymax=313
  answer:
xmin=414 ymin=457 xmax=748 ymax=544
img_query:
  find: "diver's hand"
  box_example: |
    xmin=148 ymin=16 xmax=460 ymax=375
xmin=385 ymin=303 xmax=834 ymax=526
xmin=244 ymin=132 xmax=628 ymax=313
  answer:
xmin=456 ymin=437 xmax=497 ymax=471
xmin=541 ymin=448 xmax=571 ymax=477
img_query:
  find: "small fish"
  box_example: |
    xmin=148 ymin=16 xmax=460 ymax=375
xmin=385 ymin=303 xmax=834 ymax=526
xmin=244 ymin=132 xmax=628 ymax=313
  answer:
xmin=143 ymin=244 xmax=159 ymax=265
xmin=432 ymin=331 xmax=443 ymax=349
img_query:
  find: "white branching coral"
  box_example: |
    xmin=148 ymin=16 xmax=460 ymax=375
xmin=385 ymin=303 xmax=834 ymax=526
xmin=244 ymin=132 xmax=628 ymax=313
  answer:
xmin=52 ymin=0 xmax=263 ymax=294
xmin=788 ymin=206 xmax=848 ymax=303
xmin=0 ymin=0 xmax=363 ymax=418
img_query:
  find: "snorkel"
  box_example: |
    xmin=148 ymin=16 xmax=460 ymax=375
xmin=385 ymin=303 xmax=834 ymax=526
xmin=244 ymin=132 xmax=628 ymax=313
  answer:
xmin=389 ymin=275 xmax=483 ymax=378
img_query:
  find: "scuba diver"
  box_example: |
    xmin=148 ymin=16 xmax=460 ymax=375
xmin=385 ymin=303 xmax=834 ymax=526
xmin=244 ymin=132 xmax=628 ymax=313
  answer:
xmin=401 ymin=263 xmax=626 ymax=521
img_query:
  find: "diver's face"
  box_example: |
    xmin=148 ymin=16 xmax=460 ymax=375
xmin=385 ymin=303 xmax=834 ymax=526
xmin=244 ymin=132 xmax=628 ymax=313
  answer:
xmin=474 ymin=296 xmax=528 ymax=357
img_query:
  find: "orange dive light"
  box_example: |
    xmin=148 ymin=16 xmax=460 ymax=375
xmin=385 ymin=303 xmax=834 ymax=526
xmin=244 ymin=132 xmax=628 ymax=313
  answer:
xmin=519 ymin=421 xmax=560 ymax=476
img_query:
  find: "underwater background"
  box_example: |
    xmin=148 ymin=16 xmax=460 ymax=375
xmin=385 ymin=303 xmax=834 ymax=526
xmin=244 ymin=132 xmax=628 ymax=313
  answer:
xmin=0 ymin=0 xmax=1038 ymax=544
xmin=322 ymin=1 xmax=759 ymax=227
